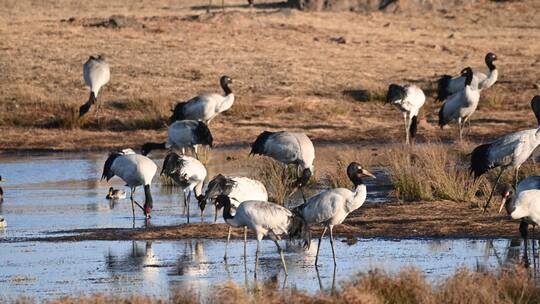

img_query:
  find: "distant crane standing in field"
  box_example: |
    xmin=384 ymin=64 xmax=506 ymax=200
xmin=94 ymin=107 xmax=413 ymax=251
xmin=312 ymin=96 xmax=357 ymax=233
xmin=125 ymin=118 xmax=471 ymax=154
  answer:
xmin=295 ymin=162 xmax=375 ymax=266
xmin=250 ymin=131 xmax=315 ymax=201
xmin=101 ymin=149 xmax=157 ymax=220
xmin=79 ymin=55 xmax=110 ymax=118
xmin=215 ymin=194 xmax=311 ymax=277
xmin=438 ymin=67 xmax=481 ymax=141
xmin=160 ymin=152 xmax=207 ymax=224
xmin=436 ymin=52 xmax=498 ymax=102
xmin=169 ymin=76 xmax=234 ymax=125
xmin=385 ymin=84 xmax=426 ymax=144
xmin=470 ymin=96 xmax=540 ymax=210
xmin=141 ymin=120 xmax=213 ymax=158
xmin=201 ymin=174 xmax=268 ymax=259
xmin=498 ymin=176 xmax=540 ymax=262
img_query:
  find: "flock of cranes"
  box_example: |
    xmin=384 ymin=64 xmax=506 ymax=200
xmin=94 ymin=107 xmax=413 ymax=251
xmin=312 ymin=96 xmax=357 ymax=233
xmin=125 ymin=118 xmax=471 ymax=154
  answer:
xmin=1 ymin=49 xmax=538 ymax=273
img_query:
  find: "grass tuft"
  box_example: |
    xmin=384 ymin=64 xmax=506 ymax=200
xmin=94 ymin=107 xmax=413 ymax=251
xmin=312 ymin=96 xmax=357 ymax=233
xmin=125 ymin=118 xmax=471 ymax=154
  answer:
xmin=385 ymin=143 xmax=483 ymax=204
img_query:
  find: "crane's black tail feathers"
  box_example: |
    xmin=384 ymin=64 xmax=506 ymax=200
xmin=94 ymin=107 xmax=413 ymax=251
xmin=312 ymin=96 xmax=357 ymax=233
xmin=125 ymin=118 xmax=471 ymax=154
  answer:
xmin=385 ymin=84 xmax=406 ymax=104
xmin=250 ymin=131 xmax=274 ymax=156
xmin=195 ymin=121 xmax=213 ymax=147
xmin=531 ymin=95 xmax=540 ymax=126
xmin=438 ymin=104 xmax=447 ymax=129
xmin=79 ymin=92 xmax=96 ymax=117
xmin=169 ymin=101 xmax=188 ymax=123
xmin=436 ymin=75 xmax=452 ymax=102
xmin=288 ymin=211 xmax=311 ymax=250
xmin=161 ymin=152 xmax=190 ymax=187
xmin=409 ymin=115 xmax=418 ymax=138
xmin=101 ymin=151 xmax=122 ymax=181
xmin=205 ymin=174 xmax=236 ymax=206
xmin=470 ymin=143 xmax=492 ymax=179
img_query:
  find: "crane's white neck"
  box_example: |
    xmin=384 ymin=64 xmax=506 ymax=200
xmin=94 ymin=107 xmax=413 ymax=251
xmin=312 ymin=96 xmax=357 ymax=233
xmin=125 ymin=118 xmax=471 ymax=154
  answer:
xmin=350 ymin=184 xmax=368 ymax=210
xmin=217 ymin=94 xmax=235 ymax=113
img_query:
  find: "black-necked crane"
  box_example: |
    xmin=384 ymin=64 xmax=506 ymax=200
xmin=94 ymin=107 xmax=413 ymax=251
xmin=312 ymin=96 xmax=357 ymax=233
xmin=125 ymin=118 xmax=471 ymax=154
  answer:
xmin=141 ymin=120 xmax=213 ymax=157
xmin=170 ymin=76 xmax=234 ymax=125
xmin=250 ymin=131 xmax=315 ymax=199
xmin=436 ymin=52 xmax=498 ymax=102
xmin=385 ymin=84 xmax=426 ymax=144
xmin=101 ymin=149 xmax=157 ymax=220
xmin=215 ymin=194 xmax=310 ymax=277
xmin=471 ymin=96 xmax=540 ymax=210
xmin=160 ymin=152 xmax=207 ymax=224
xmin=438 ymin=67 xmax=481 ymax=141
xmin=295 ymin=162 xmax=375 ymax=266
xmin=498 ymin=176 xmax=540 ymax=262
xmin=79 ymin=55 xmax=110 ymax=117
xmin=201 ymin=174 xmax=268 ymax=259
xmin=106 ymin=187 xmax=127 ymax=200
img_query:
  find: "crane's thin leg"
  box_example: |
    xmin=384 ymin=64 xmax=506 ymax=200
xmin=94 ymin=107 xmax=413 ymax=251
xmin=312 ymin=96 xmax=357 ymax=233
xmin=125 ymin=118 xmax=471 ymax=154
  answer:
xmin=272 ymin=238 xmax=288 ymax=276
xmin=182 ymin=190 xmax=187 ymax=215
xmin=187 ymin=191 xmax=191 ymax=224
xmin=521 ymin=221 xmax=530 ymax=266
xmin=222 ymin=0 xmax=225 ymax=12
xmin=515 ymin=167 xmax=520 ymax=188
xmin=315 ymin=266 xmax=323 ymax=290
xmin=254 ymin=239 xmax=260 ymax=278
xmin=224 ymin=226 xmax=232 ymax=260
xmin=329 ymin=225 xmax=337 ymax=266
xmin=404 ymin=113 xmax=409 ymax=145
xmin=244 ymin=226 xmax=248 ymax=258
xmin=458 ymin=118 xmax=463 ymax=142
xmin=315 ymin=226 xmax=327 ymax=266
xmin=483 ymin=168 xmax=505 ymax=211
xmin=130 ymin=187 xmax=136 ymax=222
xmin=207 ymin=0 xmax=212 ymax=13
xmin=214 ymin=205 xmax=219 ymax=223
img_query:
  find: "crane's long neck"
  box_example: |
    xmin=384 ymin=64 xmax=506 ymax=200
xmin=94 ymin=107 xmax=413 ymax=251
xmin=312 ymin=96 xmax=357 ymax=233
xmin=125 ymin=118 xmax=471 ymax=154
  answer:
xmin=216 ymin=94 xmax=235 ymax=113
xmin=349 ymin=176 xmax=367 ymax=212
xmin=481 ymin=69 xmax=498 ymax=91
xmin=505 ymin=195 xmax=517 ymax=216
xmin=221 ymin=82 xmax=232 ymax=96
xmin=194 ymin=181 xmax=204 ymax=198
xmin=221 ymin=197 xmax=242 ymax=227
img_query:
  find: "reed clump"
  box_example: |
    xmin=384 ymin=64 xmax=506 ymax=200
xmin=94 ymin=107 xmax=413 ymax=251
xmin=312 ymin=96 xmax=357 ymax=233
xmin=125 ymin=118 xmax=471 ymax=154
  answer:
xmin=385 ymin=143 xmax=483 ymax=203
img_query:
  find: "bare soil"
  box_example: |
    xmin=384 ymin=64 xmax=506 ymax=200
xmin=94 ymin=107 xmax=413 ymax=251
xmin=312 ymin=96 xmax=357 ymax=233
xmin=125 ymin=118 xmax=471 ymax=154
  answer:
xmin=19 ymin=200 xmax=520 ymax=242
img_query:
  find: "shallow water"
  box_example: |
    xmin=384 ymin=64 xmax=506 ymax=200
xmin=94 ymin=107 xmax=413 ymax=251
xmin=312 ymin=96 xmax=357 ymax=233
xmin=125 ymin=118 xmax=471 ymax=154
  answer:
xmin=0 ymin=150 xmax=532 ymax=301
xmin=0 ymin=149 xmax=385 ymax=239
xmin=0 ymin=238 xmax=529 ymax=301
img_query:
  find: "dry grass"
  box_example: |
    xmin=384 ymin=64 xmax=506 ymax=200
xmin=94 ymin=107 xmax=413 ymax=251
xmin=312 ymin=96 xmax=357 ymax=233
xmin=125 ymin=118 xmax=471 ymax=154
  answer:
xmin=249 ymin=157 xmax=295 ymax=204
xmin=9 ymin=267 xmax=540 ymax=304
xmin=322 ymin=147 xmax=377 ymax=189
xmin=385 ymin=143 xmax=484 ymax=204
xmin=2 ymin=0 xmax=540 ymax=150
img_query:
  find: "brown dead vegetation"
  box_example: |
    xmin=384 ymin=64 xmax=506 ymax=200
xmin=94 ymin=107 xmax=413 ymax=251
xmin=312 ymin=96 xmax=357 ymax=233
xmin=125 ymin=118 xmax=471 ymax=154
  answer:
xmin=1 ymin=0 xmax=540 ymax=151
xmin=9 ymin=267 xmax=540 ymax=304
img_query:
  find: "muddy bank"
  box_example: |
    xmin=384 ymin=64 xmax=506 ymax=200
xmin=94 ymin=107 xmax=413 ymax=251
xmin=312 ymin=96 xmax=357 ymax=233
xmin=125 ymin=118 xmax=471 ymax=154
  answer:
xmin=10 ymin=200 xmax=520 ymax=242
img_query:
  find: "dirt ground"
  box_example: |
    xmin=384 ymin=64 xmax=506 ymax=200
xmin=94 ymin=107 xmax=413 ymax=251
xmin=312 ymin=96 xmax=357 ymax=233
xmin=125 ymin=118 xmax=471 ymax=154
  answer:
xmin=1 ymin=0 xmax=540 ymax=151
xmin=22 ymin=200 xmax=522 ymax=242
